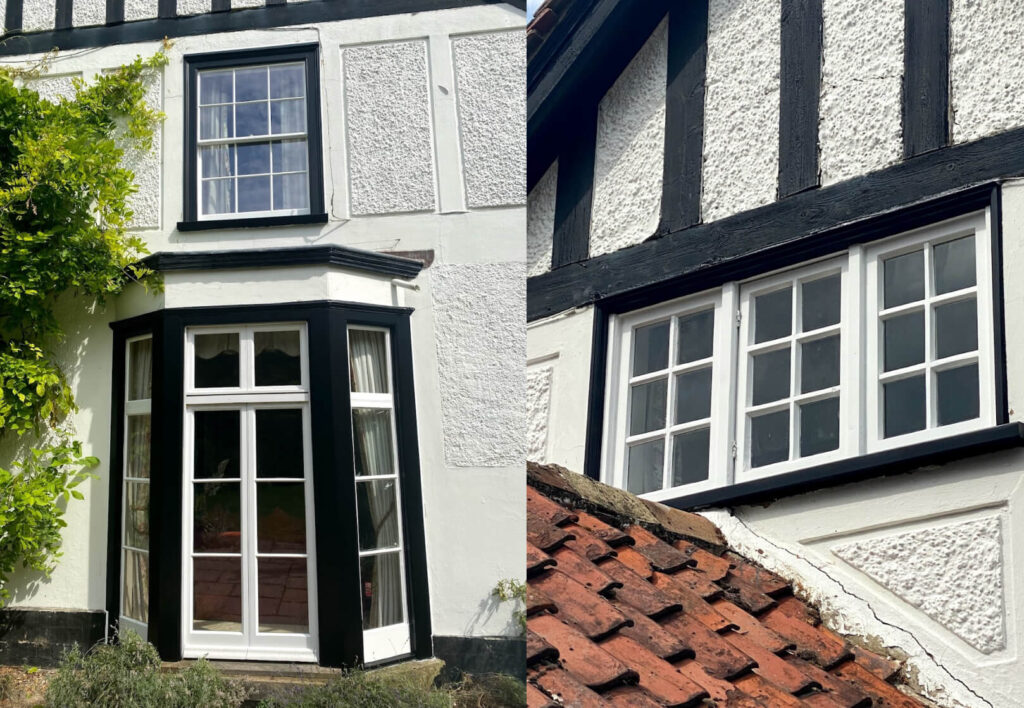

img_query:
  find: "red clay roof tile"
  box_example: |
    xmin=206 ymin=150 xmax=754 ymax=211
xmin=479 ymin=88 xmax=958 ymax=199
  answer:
xmin=711 ymin=599 xmax=793 ymax=654
xmin=722 ymin=630 xmax=820 ymax=695
xmin=529 ymin=614 xmax=639 ymax=690
xmin=527 ymin=584 xmax=558 ymax=617
xmin=615 ymin=546 xmax=656 ymax=579
xmin=732 ymin=673 xmax=804 ymax=707
xmin=601 ymin=685 xmax=665 ymax=708
xmin=650 ymin=574 xmax=733 ymax=632
xmin=527 ymin=628 xmax=560 ymax=666
xmin=724 ymin=552 xmax=791 ymax=597
xmin=527 ymin=542 xmax=557 ymax=577
xmin=610 ymin=600 xmax=694 ymax=662
xmin=831 ymin=661 xmax=924 ymax=708
xmin=627 ymin=525 xmax=697 ymax=573
xmin=532 ymin=664 xmax=614 ymax=707
xmin=720 ymin=571 xmax=778 ymax=614
xmin=551 ymin=545 xmax=621 ymax=595
xmin=788 ymin=657 xmax=872 ymax=708
xmin=599 ymin=558 xmax=683 ymax=619
xmin=850 ymin=646 xmax=902 ymax=682
xmin=760 ymin=602 xmax=853 ymax=669
xmin=599 ymin=635 xmax=708 ymax=707
xmin=564 ymin=524 xmax=618 ymax=562
xmin=532 ymin=569 xmax=633 ymax=639
xmin=527 ymin=680 xmax=560 ymax=708
xmin=658 ymin=613 xmax=755 ymax=681
xmin=528 ymin=486 xmax=579 ymax=526
xmin=528 ymin=512 xmax=576 ymax=552
xmin=575 ymin=509 xmax=634 ymax=547
xmin=673 ymin=542 xmax=732 ymax=581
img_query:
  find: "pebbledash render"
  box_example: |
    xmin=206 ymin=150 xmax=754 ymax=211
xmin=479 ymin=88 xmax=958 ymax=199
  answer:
xmin=527 ymin=1 xmax=1024 ymax=707
xmin=0 ymin=0 xmax=526 ymax=674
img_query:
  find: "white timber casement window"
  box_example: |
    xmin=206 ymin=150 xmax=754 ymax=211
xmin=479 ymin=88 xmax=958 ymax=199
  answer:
xmin=348 ymin=326 xmax=411 ymax=663
xmin=181 ymin=324 xmax=319 ymax=662
xmin=603 ymin=210 xmax=997 ymax=498
xmin=121 ymin=335 xmax=153 ymax=638
xmin=196 ymin=63 xmax=311 ymax=219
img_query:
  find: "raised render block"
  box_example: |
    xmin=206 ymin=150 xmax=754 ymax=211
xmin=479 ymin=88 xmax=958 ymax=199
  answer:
xmin=589 ymin=17 xmax=666 ymax=258
xmin=123 ymin=70 xmax=163 ymax=230
xmin=178 ymin=0 xmax=212 ymax=14
xmin=27 ymin=74 xmax=79 ymax=102
xmin=819 ymin=0 xmax=902 ymax=185
xmin=72 ymin=0 xmax=105 ymax=27
xmin=22 ymin=0 xmax=56 ymax=32
xmin=431 ymin=263 xmax=526 ymax=467
xmin=124 ymin=0 xmax=158 ymax=21
xmin=526 ymin=159 xmax=557 ymax=277
xmin=344 ymin=40 xmax=436 ymax=216
xmin=452 ymin=30 xmax=526 ymax=208
xmin=526 ymin=365 xmax=552 ymax=463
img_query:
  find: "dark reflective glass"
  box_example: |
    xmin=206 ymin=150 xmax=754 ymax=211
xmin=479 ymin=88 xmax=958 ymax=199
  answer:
xmin=199 ymin=69 xmax=232 ymax=105
xmin=754 ymin=287 xmax=792 ymax=343
xmin=258 ymin=557 xmax=309 ymax=633
xmin=255 ymin=331 xmax=301 ymax=386
xmin=257 ymin=482 xmax=306 ymax=554
xmin=751 ymin=410 xmax=789 ymax=468
xmin=675 ymin=368 xmax=712 ymax=424
xmin=235 ymin=66 xmax=268 ymax=102
xmin=937 ymin=364 xmax=980 ymax=426
xmin=752 ymin=347 xmax=791 ymax=405
xmin=671 ymin=428 xmax=710 ymax=486
xmin=883 ymin=311 xmax=925 ymax=371
xmin=933 ymin=236 xmax=976 ymax=295
xmin=801 ymin=275 xmax=841 ymax=331
xmin=238 ymin=176 xmax=271 ymax=212
xmin=194 ymin=410 xmax=240 ymax=478
xmin=360 ymin=552 xmax=404 ymax=630
xmin=629 ymin=379 xmax=667 ymax=435
xmin=193 ymin=557 xmax=242 ymax=632
xmin=676 ymin=310 xmax=714 ymax=364
xmin=356 ymin=480 xmax=400 ymax=552
xmin=884 ymin=250 xmax=925 ymax=308
xmin=626 ymin=440 xmax=664 ymax=495
xmin=799 ymin=397 xmax=840 ymax=457
xmin=193 ymin=482 xmax=241 ymax=552
xmin=801 ymin=335 xmax=840 ymax=393
xmin=256 ymin=409 xmax=304 ymax=478
xmin=632 ymin=322 xmax=669 ymax=376
xmin=934 ymin=298 xmax=978 ymax=359
xmin=237 ymin=142 xmax=270 ymax=175
xmin=236 ymin=101 xmax=269 ymax=137
xmin=884 ymin=375 xmax=926 ymax=438
xmin=194 ymin=333 xmax=239 ymax=388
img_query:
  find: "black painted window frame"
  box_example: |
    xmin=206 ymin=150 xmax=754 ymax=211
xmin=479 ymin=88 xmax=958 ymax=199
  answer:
xmin=179 ymin=44 xmax=327 ymax=232
xmin=581 ymin=184 xmax=1013 ymax=509
xmin=106 ymin=302 xmax=430 ymax=667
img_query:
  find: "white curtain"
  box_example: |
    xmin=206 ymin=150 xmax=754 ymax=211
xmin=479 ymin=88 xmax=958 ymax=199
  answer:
xmin=254 ymin=331 xmax=301 ymax=357
xmin=123 ymin=550 xmax=149 ymax=624
xmin=124 ymin=339 xmax=152 ymax=625
xmin=195 ymin=333 xmax=238 ymax=360
xmin=349 ymin=330 xmax=388 ymax=393
xmin=128 ymin=339 xmax=153 ymax=400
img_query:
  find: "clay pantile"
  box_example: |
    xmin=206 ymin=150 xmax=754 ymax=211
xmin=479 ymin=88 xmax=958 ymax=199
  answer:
xmin=724 ymin=553 xmax=791 ymax=597
xmin=528 ymin=513 xmax=576 ymax=552
xmin=802 ymin=692 xmax=851 ymax=708
xmin=532 ymin=664 xmax=614 ymax=707
xmin=723 ymin=630 xmax=820 ymax=695
xmin=526 ymin=680 xmax=560 ymax=708
xmin=668 ymin=567 xmax=726 ymax=601
xmin=674 ymin=541 xmax=733 ymax=581
xmin=527 ymin=584 xmax=558 ymax=616
xmin=788 ymin=657 xmax=872 ymax=708
xmin=599 ymin=635 xmax=709 ymax=707
xmin=528 ymin=486 xmax=579 ymax=526
xmin=527 ymin=542 xmax=557 ymax=577
xmin=576 ymin=509 xmax=634 ymax=547
xmin=532 ymin=569 xmax=633 ymax=639
xmin=551 ymin=545 xmax=621 ymax=595
xmin=564 ymin=523 xmax=618 ymax=562
xmin=615 ymin=546 xmax=656 ymax=579
xmin=711 ymin=599 xmax=793 ymax=654
xmin=658 ymin=612 xmax=756 ymax=680
xmin=760 ymin=602 xmax=854 ymax=669
xmin=599 ymin=558 xmax=683 ymax=619
xmin=529 ymin=614 xmax=639 ymax=690
xmin=610 ymin=600 xmax=694 ymax=662
xmin=720 ymin=571 xmax=778 ymax=614
xmin=651 ymin=573 xmax=733 ymax=632
xmin=674 ymin=660 xmax=745 ymax=703
xmin=831 ymin=661 xmax=924 ymax=708
xmin=527 ymin=628 xmax=560 ymax=666
xmin=850 ymin=646 xmax=902 ymax=682
xmin=600 ymin=685 xmax=665 ymax=708
xmin=627 ymin=525 xmax=697 ymax=573
xmin=732 ymin=673 xmax=805 ymax=707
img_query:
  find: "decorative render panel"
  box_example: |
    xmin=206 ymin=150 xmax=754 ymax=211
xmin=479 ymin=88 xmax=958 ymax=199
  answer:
xmin=22 ymin=0 xmax=55 ymax=32
xmin=526 ymin=365 xmax=552 ymax=463
xmin=73 ymin=0 xmax=106 ymax=28
xmin=26 ymin=73 xmax=79 ymax=102
xmin=124 ymin=0 xmax=158 ymax=22
xmin=527 ymin=159 xmax=556 ymax=277
xmin=178 ymin=0 xmax=213 ymax=16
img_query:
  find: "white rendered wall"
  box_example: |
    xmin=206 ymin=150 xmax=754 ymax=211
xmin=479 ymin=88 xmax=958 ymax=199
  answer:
xmin=526 ymin=159 xmax=556 ymax=277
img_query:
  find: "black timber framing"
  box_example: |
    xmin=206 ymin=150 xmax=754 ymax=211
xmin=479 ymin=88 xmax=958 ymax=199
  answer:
xmin=158 ymin=0 xmax=177 ymax=20
xmin=107 ymin=301 xmax=430 ymax=667
xmin=903 ymin=0 xmax=951 ymax=158
xmin=55 ymin=0 xmax=73 ymax=30
xmin=658 ymin=1 xmax=707 ymax=234
xmin=527 ymin=126 xmax=1024 ymax=321
xmin=778 ymin=0 xmax=822 ymax=198
xmin=0 ymin=0 xmax=523 ymax=56
xmin=142 ymin=245 xmax=424 ymax=279
xmin=550 ymin=112 xmax=596 ymax=268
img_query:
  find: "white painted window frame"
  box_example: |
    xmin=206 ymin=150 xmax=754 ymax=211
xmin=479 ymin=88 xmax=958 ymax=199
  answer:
xmin=347 ymin=325 xmax=412 ymax=663
xmin=181 ymin=323 xmax=319 ymax=662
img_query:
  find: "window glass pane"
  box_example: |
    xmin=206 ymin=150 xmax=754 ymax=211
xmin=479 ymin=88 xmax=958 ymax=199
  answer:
xmin=629 ymin=379 xmax=667 ymax=435
xmin=884 ymin=375 xmax=926 ymax=438
xmin=632 ymin=322 xmax=669 ymax=376
xmin=258 ymin=557 xmax=309 ymax=633
xmin=193 ymin=482 xmax=241 ymax=552
xmin=884 ymin=250 xmax=924 ymax=308
xmin=674 ymin=368 xmax=712 ymax=424
xmin=128 ymin=338 xmax=153 ymax=400
xmin=193 ymin=557 xmax=242 ymax=632
xmin=256 ymin=409 xmax=304 ymax=478
xmin=626 ymin=440 xmax=664 ymax=495
xmin=349 ymin=329 xmax=390 ymax=393
xmin=236 ymin=101 xmax=269 ymax=137
xmin=752 ymin=347 xmax=791 ymax=405
xmin=754 ymin=287 xmax=792 ymax=343
xmin=123 ymin=549 xmax=149 ymax=623
xmin=750 ymin=410 xmax=789 ymax=467
xmin=237 ymin=142 xmax=270 ymax=175
xmin=937 ymin=364 xmax=980 ymax=426
xmin=194 ymin=333 xmax=239 ymax=387
xmin=883 ymin=311 xmax=925 ymax=371
xmin=353 ymin=409 xmax=396 ymax=477
xmin=194 ymin=409 xmax=240 ymax=478
xmin=199 ymin=69 xmax=233 ymax=105
xmin=202 ymin=178 xmax=235 ymax=215
xmin=676 ymin=310 xmax=714 ymax=364
xmin=799 ymin=397 xmax=839 ymax=457
xmin=235 ymin=66 xmax=268 ymax=102
xmin=273 ymin=139 xmax=308 ymax=172
xmin=671 ymin=428 xmax=710 ymax=487
xmin=360 ymin=552 xmax=404 ymax=630
xmin=273 ymin=173 xmax=310 ymax=211
xmin=238 ymin=176 xmax=271 ymax=212
xmin=271 ymin=98 xmax=306 ymax=134
xmin=270 ymin=64 xmax=305 ymax=99
xmin=255 ymin=331 xmax=302 ymax=386
xmin=934 ymin=298 xmax=978 ymax=359
xmin=800 ymin=335 xmax=840 ymax=393
xmin=126 ymin=415 xmax=151 ymax=479
xmin=801 ymin=275 xmax=841 ymax=331
xmin=200 ymin=105 xmax=233 ymax=140
xmin=200 ymin=145 xmax=235 ymax=178
xmin=933 ymin=236 xmax=976 ymax=295
xmin=356 ymin=479 xmax=400 ymax=551
xmin=257 ymin=482 xmax=306 ymax=553
xmin=124 ymin=481 xmax=150 ymax=551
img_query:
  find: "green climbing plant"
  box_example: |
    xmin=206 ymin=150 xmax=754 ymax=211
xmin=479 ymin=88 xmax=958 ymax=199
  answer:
xmin=0 ymin=50 xmax=166 ymax=604
xmin=492 ymin=578 xmax=527 ymax=633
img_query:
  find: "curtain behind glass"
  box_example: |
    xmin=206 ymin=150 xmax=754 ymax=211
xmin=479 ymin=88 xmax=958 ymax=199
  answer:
xmin=350 ymin=330 xmax=388 ymax=393
xmin=128 ymin=339 xmax=153 ymax=400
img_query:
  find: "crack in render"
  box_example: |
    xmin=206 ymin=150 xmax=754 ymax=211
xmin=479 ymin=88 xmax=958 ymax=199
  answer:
xmin=726 ymin=513 xmax=993 ymax=708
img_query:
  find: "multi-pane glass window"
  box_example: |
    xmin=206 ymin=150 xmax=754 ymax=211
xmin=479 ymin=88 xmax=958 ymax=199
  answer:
xmin=197 ymin=63 xmax=310 ymax=218
xmin=121 ymin=336 xmax=153 ymax=636
xmin=605 ymin=211 xmax=996 ymax=497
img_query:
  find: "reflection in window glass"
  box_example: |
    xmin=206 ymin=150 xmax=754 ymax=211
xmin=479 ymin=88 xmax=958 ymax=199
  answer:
xmin=193 ymin=557 xmax=242 ymax=632
xmin=933 ymin=237 xmax=975 ymax=295
xmin=754 ymin=287 xmax=791 ymax=343
xmin=360 ymin=553 xmax=404 ymax=630
xmin=356 ymin=480 xmax=400 ymax=552
xmin=256 ymin=409 xmax=304 ymax=478
xmin=258 ymin=557 xmax=309 ymax=633
xmin=884 ymin=375 xmax=926 ymax=438
xmin=194 ymin=410 xmax=240 ymax=478
xmin=884 ymin=250 xmax=924 ymax=308
xmin=257 ymin=483 xmax=306 ymax=554
xmin=676 ymin=310 xmax=713 ymax=364
xmin=936 ymin=364 xmax=979 ymax=426
xmin=671 ymin=428 xmax=710 ymax=486
xmin=629 ymin=379 xmax=667 ymax=435
xmin=632 ymin=321 xmax=669 ymax=376
xmin=750 ymin=410 xmax=789 ymax=468
xmin=194 ymin=333 xmax=240 ymax=388
xmin=626 ymin=440 xmax=664 ymax=495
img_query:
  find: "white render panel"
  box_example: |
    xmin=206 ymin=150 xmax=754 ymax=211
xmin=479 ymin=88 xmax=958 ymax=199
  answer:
xmin=0 ymin=1 xmax=6 ymax=32
xmin=526 ymin=365 xmax=552 ymax=463
xmin=121 ymin=69 xmax=163 ymax=230
xmin=124 ymin=0 xmax=158 ymax=22
xmin=73 ymin=0 xmax=106 ymax=27
xmin=431 ymin=262 xmax=526 ymax=467
xmin=26 ymin=73 xmax=79 ymax=102
xmin=702 ymin=0 xmax=780 ymax=223
xmin=452 ymin=30 xmax=527 ymax=207
xmin=22 ymin=0 xmax=55 ymax=32
xmin=527 ymin=159 xmax=556 ymax=277
xmin=950 ymin=0 xmax=1024 ymax=144
xmin=589 ymin=18 xmax=666 ymax=257
xmin=177 ymin=0 xmax=212 ymax=15
xmin=343 ymin=40 xmax=437 ymax=215
xmin=819 ymin=0 xmax=903 ymax=186
xmin=232 ymin=0 xmax=264 ymax=8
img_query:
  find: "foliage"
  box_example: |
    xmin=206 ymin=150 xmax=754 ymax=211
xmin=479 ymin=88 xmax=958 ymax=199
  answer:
xmin=258 ymin=668 xmax=454 ymax=708
xmin=45 ymin=630 xmax=244 ymax=708
xmin=448 ymin=673 xmax=526 ymax=708
xmin=492 ymin=577 xmax=527 ymax=632
xmin=0 ymin=51 xmax=165 ymax=603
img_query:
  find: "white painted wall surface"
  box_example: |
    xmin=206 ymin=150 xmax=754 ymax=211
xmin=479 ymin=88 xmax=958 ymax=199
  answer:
xmin=526 ymin=160 xmax=556 ymax=277
xmin=589 ymin=17 xmax=667 ymax=258
xmin=819 ymin=0 xmax=903 ymax=185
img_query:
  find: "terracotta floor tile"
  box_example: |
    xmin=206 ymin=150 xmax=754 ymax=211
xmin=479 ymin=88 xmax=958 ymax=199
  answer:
xmin=574 ymin=510 xmax=632 ymax=547
xmin=552 ymin=546 xmax=621 ymax=595
xmin=528 ymin=628 xmax=560 ymax=665
xmin=532 ymin=569 xmax=633 ymax=639
xmin=528 ymin=542 xmax=557 ymax=577
xmin=600 ymin=634 xmax=709 ymax=707
xmin=711 ymin=599 xmax=793 ymax=654
xmin=723 ymin=630 xmax=820 ymax=695
xmin=610 ymin=599 xmax=694 ymax=661
xmin=529 ymin=614 xmax=638 ymax=690
xmin=658 ymin=612 xmax=756 ymax=680
xmin=651 ymin=573 xmax=736 ymax=633
xmin=627 ymin=525 xmax=697 ymax=573
xmin=724 ymin=553 xmax=791 ymax=597
xmin=761 ymin=605 xmax=852 ymax=669
xmin=528 ymin=486 xmax=579 ymax=526
xmin=732 ymin=673 xmax=804 ymax=707
xmin=599 ymin=558 xmax=682 ymax=618
xmin=533 ymin=665 xmax=615 ymax=707
xmin=830 ymin=661 xmax=925 ymax=708
xmin=850 ymin=646 xmax=902 ymax=682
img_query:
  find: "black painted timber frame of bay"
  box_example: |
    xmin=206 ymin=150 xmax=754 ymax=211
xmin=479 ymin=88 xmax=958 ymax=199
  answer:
xmin=0 ymin=0 xmax=523 ymax=55
xmin=778 ymin=0 xmax=822 ymax=198
xmin=903 ymin=0 xmax=951 ymax=158
xmin=550 ymin=112 xmax=596 ymax=268
xmin=142 ymin=245 xmax=424 ymax=279
xmin=106 ymin=301 xmax=430 ymax=668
